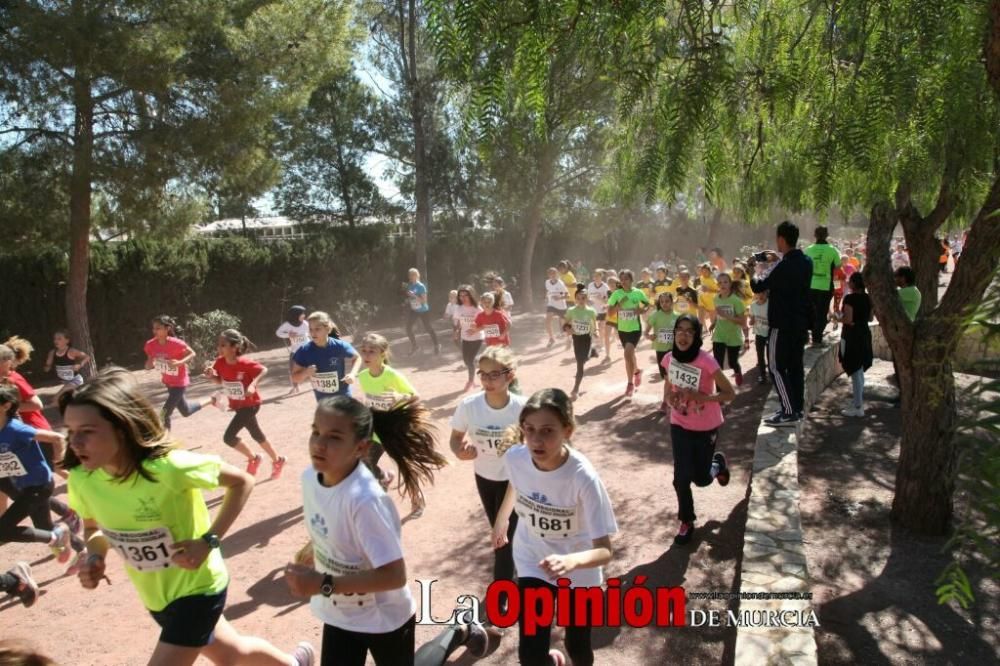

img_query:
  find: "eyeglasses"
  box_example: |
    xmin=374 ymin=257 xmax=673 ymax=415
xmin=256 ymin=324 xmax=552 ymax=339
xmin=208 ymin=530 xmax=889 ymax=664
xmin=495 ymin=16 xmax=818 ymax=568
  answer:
xmin=477 ymin=369 xmax=511 ymax=381
xmin=675 ymin=328 xmax=696 ymax=336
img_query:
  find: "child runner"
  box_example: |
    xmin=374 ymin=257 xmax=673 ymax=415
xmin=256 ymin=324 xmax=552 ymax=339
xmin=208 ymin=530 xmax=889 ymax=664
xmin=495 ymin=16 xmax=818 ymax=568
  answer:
xmin=276 ymin=305 xmax=309 ymax=395
xmin=661 ymin=315 xmax=735 ymax=544
xmin=647 ymin=292 xmax=678 ymax=387
xmin=544 ymin=268 xmax=569 ymax=348
xmin=653 ymin=266 xmax=672 ymax=298
xmin=563 ymin=287 xmax=598 ymax=400
xmin=144 ymin=315 xmax=210 ymax=431
xmin=204 ymin=330 xmax=286 ymax=478
xmin=607 ymin=269 xmax=651 ymax=396
xmin=449 ymin=347 xmax=527 ymax=614
xmin=749 ymin=291 xmax=771 ymax=384
xmin=0 ymin=385 xmax=83 ymax=569
xmin=556 ymin=260 xmax=577 ymax=301
xmin=492 ymin=277 xmax=515 ymax=313
xmin=0 ymin=337 xmax=52 ymax=431
xmin=452 ymin=285 xmax=484 ymax=392
xmin=696 ymin=263 xmax=719 ymax=331
xmin=404 ymin=268 xmax=441 ymax=356
xmin=283 ymin=394 xmax=448 ymax=665
xmin=292 ymin=312 xmax=361 ymax=401
xmin=710 ymin=273 xmax=747 ymax=387
xmin=837 ymin=273 xmax=874 ymax=417
xmin=43 ymin=330 xmax=90 ymax=403
xmin=603 ymin=276 xmax=620 ymax=361
xmin=443 ymin=290 xmax=459 ymax=321
xmin=473 ymin=293 xmax=512 ymax=348
xmin=492 ymin=388 xmax=618 ymax=666
xmin=672 ymin=269 xmax=698 ymax=316
xmin=1 ymin=561 xmax=39 ymax=607
xmin=63 ymin=369 xmax=314 ymax=666
xmin=586 ymin=270 xmax=610 ymax=357
xmin=356 ymin=333 xmax=424 ymax=515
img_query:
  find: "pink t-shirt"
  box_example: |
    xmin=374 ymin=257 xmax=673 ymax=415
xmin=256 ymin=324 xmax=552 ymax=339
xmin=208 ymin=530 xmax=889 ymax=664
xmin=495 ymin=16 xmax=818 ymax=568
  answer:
xmin=474 ymin=309 xmax=510 ymax=346
xmin=661 ymin=349 xmax=724 ymax=431
xmin=144 ymin=336 xmax=191 ymax=387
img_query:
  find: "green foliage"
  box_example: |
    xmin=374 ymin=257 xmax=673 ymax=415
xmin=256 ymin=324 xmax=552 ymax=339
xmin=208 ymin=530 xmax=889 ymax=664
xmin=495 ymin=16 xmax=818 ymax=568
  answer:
xmin=334 ymin=300 xmax=378 ymax=338
xmin=184 ymin=310 xmax=242 ymax=368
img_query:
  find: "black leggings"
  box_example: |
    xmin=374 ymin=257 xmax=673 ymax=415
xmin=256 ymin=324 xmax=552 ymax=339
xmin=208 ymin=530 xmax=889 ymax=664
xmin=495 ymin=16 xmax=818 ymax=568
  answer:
xmin=572 ymin=334 xmax=592 ymax=392
xmin=461 ymin=340 xmax=483 ymax=382
xmin=0 ymin=479 xmax=55 ymax=545
xmin=474 ymin=475 xmax=517 ymax=588
xmin=655 ymin=350 xmax=669 ymax=377
xmin=755 ymin=335 xmax=769 ymax=375
xmin=162 ymin=386 xmax=202 ymax=430
xmin=223 ymin=406 xmax=266 ymax=446
xmin=406 ymin=310 xmax=439 ymax=348
xmin=712 ymin=342 xmax=742 ymax=376
xmin=321 ymin=614 xmax=415 ymax=666
xmin=670 ymin=425 xmax=718 ymax=523
xmin=518 ymin=577 xmax=594 ymax=666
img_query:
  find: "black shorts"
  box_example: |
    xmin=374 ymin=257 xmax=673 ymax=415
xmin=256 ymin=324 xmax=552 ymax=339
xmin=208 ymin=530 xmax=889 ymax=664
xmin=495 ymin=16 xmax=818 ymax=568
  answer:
xmin=596 ymin=312 xmax=607 ymax=322
xmin=149 ymin=588 xmax=227 ymax=648
xmin=546 ymin=306 xmax=567 ymax=316
xmin=618 ymin=329 xmax=642 ymax=347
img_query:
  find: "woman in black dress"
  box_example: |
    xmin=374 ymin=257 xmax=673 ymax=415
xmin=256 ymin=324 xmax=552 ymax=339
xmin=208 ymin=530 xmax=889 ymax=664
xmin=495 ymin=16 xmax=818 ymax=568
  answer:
xmin=838 ymin=273 xmax=873 ymax=417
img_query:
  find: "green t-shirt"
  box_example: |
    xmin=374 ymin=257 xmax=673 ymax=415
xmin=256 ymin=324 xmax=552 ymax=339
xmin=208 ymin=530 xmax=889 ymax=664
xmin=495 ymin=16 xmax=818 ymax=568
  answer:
xmin=804 ymin=243 xmax=841 ymax=291
xmin=564 ymin=305 xmax=597 ymax=336
xmin=712 ymin=294 xmax=746 ymax=347
xmin=67 ymin=449 xmax=228 ymax=612
xmin=648 ymin=309 xmax=678 ymax=352
xmin=358 ymin=365 xmax=416 ymax=411
xmin=898 ymin=285 xmax=921 ymax=321
xmin=607 ymin=287 xmax=650 ymax=332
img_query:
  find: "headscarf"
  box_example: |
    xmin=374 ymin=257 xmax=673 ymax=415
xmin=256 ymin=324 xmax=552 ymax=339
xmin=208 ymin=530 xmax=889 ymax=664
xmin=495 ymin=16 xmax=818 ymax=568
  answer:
xmin=671 ymin=314 xmax=703 ymax=363
xmin=286 ymin=305 xmax=307 ymax=326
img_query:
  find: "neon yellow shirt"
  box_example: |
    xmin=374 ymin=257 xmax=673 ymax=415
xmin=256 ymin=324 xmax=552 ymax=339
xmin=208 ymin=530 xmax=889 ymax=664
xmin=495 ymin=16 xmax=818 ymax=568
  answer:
xmin=68 ymin=449 xmax=228 ymax=612
xmin=358 ymin=365 xmax=416 ymax=409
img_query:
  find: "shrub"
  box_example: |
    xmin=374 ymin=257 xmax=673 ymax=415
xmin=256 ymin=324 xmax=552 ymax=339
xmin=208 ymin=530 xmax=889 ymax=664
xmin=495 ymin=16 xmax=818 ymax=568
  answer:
xmin=184 ymin=309 xmax=242 ymax=368
xmin=334 ymin=299 xmax=377 ymax=338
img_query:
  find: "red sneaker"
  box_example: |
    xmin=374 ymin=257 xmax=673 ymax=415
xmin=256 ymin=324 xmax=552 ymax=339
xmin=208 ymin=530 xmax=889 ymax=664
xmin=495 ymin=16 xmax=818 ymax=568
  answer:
xmin=633 ymin=370 xmax=642 ymax=387
xmin=246 ymin=454 xmax=262 ymax=476
xmin=625 ymin=383 xmax=635 ymax=397
xmin=270 ymin=456 xmax=287 ymax=480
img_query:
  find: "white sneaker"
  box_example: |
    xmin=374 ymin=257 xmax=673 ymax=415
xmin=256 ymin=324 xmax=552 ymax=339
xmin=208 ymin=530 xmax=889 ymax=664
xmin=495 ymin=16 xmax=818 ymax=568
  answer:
xmin=843 ymin=406 xmax=865 ymax=417
xmin=292 ymin=641 xmax=315 ymax=666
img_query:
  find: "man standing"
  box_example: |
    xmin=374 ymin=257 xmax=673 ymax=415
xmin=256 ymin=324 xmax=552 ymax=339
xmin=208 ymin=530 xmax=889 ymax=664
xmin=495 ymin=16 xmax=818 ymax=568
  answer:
xmin=804 ymin=226 xmax=841 ymax=345
xmin=750 ymin=221 xmax=813 ymax=426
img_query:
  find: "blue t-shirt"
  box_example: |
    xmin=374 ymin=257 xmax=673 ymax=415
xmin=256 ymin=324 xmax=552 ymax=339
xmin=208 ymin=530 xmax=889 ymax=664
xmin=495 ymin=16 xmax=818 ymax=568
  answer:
xmin=0 ymin=419 xmax=52 ymax=489
xmin=407 ymin=282 xmax=430 ymax=313
xmin=293 ymin=337 xmax=358 ymax=399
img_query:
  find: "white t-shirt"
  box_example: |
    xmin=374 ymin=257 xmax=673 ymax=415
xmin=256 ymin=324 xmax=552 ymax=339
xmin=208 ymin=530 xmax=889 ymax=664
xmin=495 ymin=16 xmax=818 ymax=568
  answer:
xmin=453 ymin=305 xmax=484 ymax=342
xmin=587 ymin=282 xmax=610 ymax=314
xmin=498 ymin=290 xmax=514 ymax=310
xmin=444 ymin=302 xmax=457 ymax=319
xmin=450 ymin=392 xmax=528 ymax=482
xmin=750 ymin=301 xmax=769 ymax=338
xmin=545 ymin=279 xmax=569 ymax=310
xmin=276 ymin=321 xmax=310 ymax=354
xmin=503 ymin=445 xmax=618 ymax=588
xmin=302 ymin=464 xmax=415 ymax=633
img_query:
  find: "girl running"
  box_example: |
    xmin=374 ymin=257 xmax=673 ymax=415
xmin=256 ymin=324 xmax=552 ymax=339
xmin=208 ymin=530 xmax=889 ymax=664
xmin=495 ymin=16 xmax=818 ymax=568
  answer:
xmin=585 ymin=270 xmax=610 ymax=357
xmin=661 ymin=315 xmax=735 ymax=545
xmin=710 ymin=273 xmax=747 ymax=387
xmin=283 ymin=394 xmax=447 ymax=665
xmin=473 ymin=293 xmax=511 ymax=347
xmin=404 ymin=268 xmax=441 ymax=356
xmin=449 ymin=347 xmax=527 ymax=613
xmin=492 ymin=388 xmax=618 ymax=666
xmin=492 ymin=276 xmax=514 ymax=313
xmin=64 ymin=369 xmax=313 ymax=666
xmin=43 ymin=330 xmax=90 ymax=402
xmin=276 ymin=305 xmax=309 ymax=395
xmin=356 ymin=333 xmax=424 ymax=515
xmin=144 ymin=315 xmax=210 ymax=430
xmin=563 ymin=287 xmax=598 ymax=400
xmin=452 ymin=285 xmax=484 ymax=392
xmin=204 ymin=330 xmax=286 ymax=478
xmin=544 ymin=268 xmax=569 ymax=348
xmin=0 ymin=385 xmax=83 ymax=570
xmin=603 ymin=275 xmax=620 ymax=361
xmin=653 ymin=266 xmax=672 ymax=297
xmin=647 ymin=292 xmax=678 ymax=387
xmin=672 ymin=269 xmax=698 ymax=316
xmin=607 ymin=270 xmax=651 ymax=396
xmin=292 ymin=312 xmax=361 ymax=401
xmin=696 ymin=263 xmax=719 ymax=331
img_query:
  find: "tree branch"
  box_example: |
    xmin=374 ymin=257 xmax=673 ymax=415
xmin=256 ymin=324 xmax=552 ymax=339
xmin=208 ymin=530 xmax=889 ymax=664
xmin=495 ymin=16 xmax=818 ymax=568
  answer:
xmin=865 ymin=201 xmax=914 ymax=360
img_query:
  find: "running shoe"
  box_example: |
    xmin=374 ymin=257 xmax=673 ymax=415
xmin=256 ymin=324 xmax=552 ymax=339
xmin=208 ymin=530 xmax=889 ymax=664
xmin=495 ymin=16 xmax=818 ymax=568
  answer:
xmin=765 ymin=411 xmax=802 ymax=427
xmin=589 ymin=347 xmax=599 ymax=359
xmin=6 ymin=561 xmax=38 ymax=607
xmin=246 ymin=454 xmax=263 ymax=476
xmin=843 ymin=406 xmax=865 ymax=417
xmin=735 ymin=373 xmax=744 ymax=387
xmin=270 ymin=456 xmax=287 ymax=480
xmin=625 ymin=383 xmax=635 ymax=397
xmin=673 ymin=521 xmax=694 ymax=545
xmin=713 ymin=452 xmax=730 ymax=486
xmin=211 ymin=391 xmax=228 ymax=412
xmin=633 ymin=370 xmax=642 ymax=387
xmin=549 ymin=649 xmax=567 ymax=666
xmin=292 ymin=641 xmax=316 ymax=666
xmin=51 ymin=524 xmax=72 ymax=563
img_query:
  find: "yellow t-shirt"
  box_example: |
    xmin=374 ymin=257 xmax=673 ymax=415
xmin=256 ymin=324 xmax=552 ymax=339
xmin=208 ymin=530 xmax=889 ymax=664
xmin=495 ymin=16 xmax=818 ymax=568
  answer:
xmin=559 ymin=271 xmax=577 ymax=295
xmin=68 ymin=449 xmax=228 ymax=612
xmin=698 ymin=275 xmax=719 ymax=311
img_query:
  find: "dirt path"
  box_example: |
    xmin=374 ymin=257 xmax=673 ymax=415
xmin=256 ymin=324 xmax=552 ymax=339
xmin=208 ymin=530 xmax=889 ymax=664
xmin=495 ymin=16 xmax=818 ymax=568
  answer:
xmin=2 ymin=313 xmax=767 ymax=665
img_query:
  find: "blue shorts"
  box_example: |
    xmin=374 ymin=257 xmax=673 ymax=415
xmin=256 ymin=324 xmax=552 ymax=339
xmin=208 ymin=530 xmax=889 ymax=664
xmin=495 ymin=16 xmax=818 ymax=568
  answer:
xmin=149 ymin=587 xmax=227 ymax=648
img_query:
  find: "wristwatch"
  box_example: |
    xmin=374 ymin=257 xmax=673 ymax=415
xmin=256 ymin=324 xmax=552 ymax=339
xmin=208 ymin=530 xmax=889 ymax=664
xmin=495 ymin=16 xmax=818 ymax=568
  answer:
xmin=201 ymin=532 xmax=222 ymax=549
xmin=320 ymin=574 xmax=335 ymax=597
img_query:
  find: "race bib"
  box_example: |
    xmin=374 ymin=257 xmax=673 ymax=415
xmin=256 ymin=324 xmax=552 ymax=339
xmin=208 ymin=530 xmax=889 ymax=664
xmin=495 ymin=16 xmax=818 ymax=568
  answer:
xmin=103 ymin=526 xmax=174 ymax=572
xmin=288 ymin=333 xmax=304 ymax=347
xmin=668 ymin=359 xmax=703 ymax=391
xmin=482 ymin=324 xmax=501 ymax=338
xmin=472 ymin=427 xmax=504 ymax=457
xmin=56 ymin=365 xmax=76 ymax=381
xmin=675 ymin=299 xmax=690 ymax=313
xmin=314 ymin=548 xmax=374 ymax=607
xmin=153 ymin=358 xmax=179 ymax=376
xmin=223 ymin=381 xmax=246 ymax=400
xmin=572 ymin=319 xmax=591 ymax=336
xmin=0 ymin=452 xmax=27 ymax=478
xmin=716 ymin=304 xmax=735 ymax=318
xmin=833 ymin=280 xmax=843 ymax=290
xmin=657 ymin=329 xmax=674 ymax=345
xmin=755 ymin=316 xmax=769 ymax=330
xmin=366 ymin=393 xmax=397 ymax=411
xmin=459 ymin=315 xmax=477 ymax=332
xmin=311 ymin=372 xmax=340 ymax=394
xmin=515 ymin=494 xmax=579 ymax=540
xmin=619 ymin=309 xmax=638 ymax=322
xmin=409 ymin=296 xmax=423 ymax=311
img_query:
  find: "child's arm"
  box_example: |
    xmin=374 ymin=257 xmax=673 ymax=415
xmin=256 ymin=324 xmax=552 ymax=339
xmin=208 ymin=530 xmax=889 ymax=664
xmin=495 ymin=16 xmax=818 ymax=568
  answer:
xmin=540 ymin=535 xmax=613 ymax=577
xmin=34 ymin=429 xmax=67 ymax=463
xmin=285 ymin=557 xmax=407 ymax=597
xmin=171 ymin=463 xmax=254 ymax=570
xmin=491 ymin=483 xmax=518 ymax=548
xmin=344 ymin=354 xmax=362 ymax=385
xmin=449 ymin=429 xmax=477 ymax=461
xmin=71 ymin=349 xmax=91 ymax=371
xmin=289 ymin=361 xmax=314 ymax=384
xmin=172 ymin=344 xmax=196 ymax=368
xmin=247 ymin=366 xmax=267 ymax=395
xmin=43 ymin=350 xmax=54 ymax=372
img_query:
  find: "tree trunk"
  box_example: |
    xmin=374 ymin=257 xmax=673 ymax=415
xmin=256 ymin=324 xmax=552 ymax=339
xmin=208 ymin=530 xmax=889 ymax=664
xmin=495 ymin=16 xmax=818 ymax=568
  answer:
xmin=335 ymin=143 xmax=356 ymax=228
xmin=405 ymin=0 xmax=430 ymax=279
xmin=518 ymin=143 xmax=558 ymax=310
xmin=68 ymin=75 xmax=96 ymax=375
xmin=705 ymin=207 xmax=723 ymax=251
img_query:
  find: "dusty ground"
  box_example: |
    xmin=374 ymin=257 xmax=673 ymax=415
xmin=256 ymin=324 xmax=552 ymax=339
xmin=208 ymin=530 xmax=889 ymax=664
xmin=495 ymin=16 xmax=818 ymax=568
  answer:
xmin=2 ymin=313 xmax=768 ymax=665
xmin=799 ymin=361 xmax=999 ymax=665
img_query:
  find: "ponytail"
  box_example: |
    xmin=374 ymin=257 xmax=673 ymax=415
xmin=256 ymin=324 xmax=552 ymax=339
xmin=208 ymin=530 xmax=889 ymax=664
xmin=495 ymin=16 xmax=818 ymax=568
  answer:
xmin=220 ymin=329 xmax=255 ymax=356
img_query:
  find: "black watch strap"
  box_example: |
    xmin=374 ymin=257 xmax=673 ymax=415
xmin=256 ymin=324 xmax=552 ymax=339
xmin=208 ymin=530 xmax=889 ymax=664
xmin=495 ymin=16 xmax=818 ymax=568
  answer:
xmin=320 ymin=574 xmax=335 ymax=597
xmin=201 ymin=532 xmax=221 ymax=549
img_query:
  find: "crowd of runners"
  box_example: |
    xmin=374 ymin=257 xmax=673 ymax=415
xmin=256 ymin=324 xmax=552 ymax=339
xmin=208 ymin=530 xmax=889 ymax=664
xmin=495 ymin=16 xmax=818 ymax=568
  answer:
xmin=0 ymin=222 xmax=957 ymax=665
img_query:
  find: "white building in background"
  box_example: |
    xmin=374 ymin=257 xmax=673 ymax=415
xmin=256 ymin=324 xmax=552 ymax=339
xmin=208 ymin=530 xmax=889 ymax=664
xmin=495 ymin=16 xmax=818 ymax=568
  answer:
xmin=194 ymin=216 xmax=308 ymax=241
